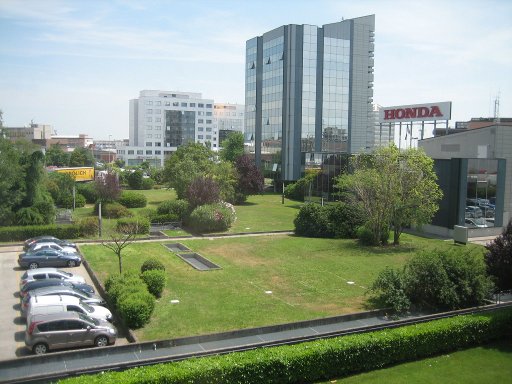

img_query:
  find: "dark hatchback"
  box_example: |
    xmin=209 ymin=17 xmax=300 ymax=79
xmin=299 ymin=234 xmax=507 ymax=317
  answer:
xmin=19 ymin=279 xmax=95 ymax=300
xmin=18 ymin=249 xmax=82 ymax=269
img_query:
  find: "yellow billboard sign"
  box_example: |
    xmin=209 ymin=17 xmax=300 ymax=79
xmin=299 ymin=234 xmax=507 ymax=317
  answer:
xmin=55 ymin=167 xmax=95 ymax=181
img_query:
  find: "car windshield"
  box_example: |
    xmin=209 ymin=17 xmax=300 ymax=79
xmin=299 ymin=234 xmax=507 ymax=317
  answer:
xmin=78 ymin=312 xmax=99 ymax=326
xmin=58 ymin=270 xmax=72 ymax=277
xmin=81 ymin=301 xmax=94 ymax=313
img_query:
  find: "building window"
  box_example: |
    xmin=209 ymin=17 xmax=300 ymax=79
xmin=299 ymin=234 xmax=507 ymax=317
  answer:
xmin=190 ymin=103 xmax=196 ymax=107
xmin=206 ymin=135 xmax=212 ymax=140
xmin=198 ymin=111 xmax=204 ymax=116
xmin=146 ymin=117 xmax=152 ymax=122
xmin=146 ymin=125 xmax=152 ymax=130
xmin=198 ymin=135 xmax=204 ymax=139
xmin=156 ymin=101 xmax=161 ymax=106
xmin=146 ymin=100 xmax=153 ymax=105
xmin=137 ymin=150 xmax=143 ymax=155
xmin=155 ymin=142 xmax=161 ymax=147
xmin=206 ymin=127 xmax=212 ymax=132
xmin=155 ymin=117 xmax=161 ymax=122
xmin=206 ymin=119 xmax=212 ymax=124
xmin=128 ymin=150 xmax=134 ymax=155
xmin=198 ymin=127 xmax=204 ymax=131
xmin=146 ymin=150 xmax=152 ymax=155
xmin=206 ymin=104 xmax=212 ymax=108
xmin=206 ymin=112 xmax=212 ymax=116
xmin=155 ymin=150 xmax=161 ymax=155
xmin=181 ymin=102 xmax=187 ymax=107
xmin=198 ymin=103 xmax=204 ymax=108
xmin=165 ymin=101 xmax=170 ymax=106
xmin=173 ymin=102 xmax=179 ymax=106
xmin=155 ymin=109 xmax=161 ymax=114
xmin=198 ymin=119 xmax=204 ymax=123
xmin=146 ymin=142 xmax=152 ymax=146
xmin=147 ymin=109 xmax=153 ymax=114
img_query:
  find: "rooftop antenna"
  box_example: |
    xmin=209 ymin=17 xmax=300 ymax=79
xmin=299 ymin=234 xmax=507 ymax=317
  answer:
xmin=493 ymin=92 xmax=500 ymax=124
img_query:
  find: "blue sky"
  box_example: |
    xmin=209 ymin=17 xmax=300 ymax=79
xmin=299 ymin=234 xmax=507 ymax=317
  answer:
xmin=0 ymin=0 xmax=511 ymax=140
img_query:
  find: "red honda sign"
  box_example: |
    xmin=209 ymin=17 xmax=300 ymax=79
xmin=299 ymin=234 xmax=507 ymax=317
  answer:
xmin=379 ymin=102 xmax=452 ymax=123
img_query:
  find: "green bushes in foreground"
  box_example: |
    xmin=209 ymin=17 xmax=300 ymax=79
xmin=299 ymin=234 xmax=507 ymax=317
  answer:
xmin=0 ymin=224 xmax=81 ymax=242
xmin=59 ymin=308 xmax=512 ymax=384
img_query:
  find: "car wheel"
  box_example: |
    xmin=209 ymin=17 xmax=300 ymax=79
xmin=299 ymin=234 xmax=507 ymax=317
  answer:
xmin=67 ymin=260 xmax=76 ymax=267
xmin=33 ymin=343 xmax=48 ymax=355
xmin=28 ymin=262 xmax=39 ymax=270
xmin=95 ymin=335 xmax=109 ymax=347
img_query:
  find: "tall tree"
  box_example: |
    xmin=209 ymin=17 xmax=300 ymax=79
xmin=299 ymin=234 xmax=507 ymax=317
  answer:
xmin=220 ymin=131 xmax=244 ymax=163
xmin=23 ymin=151 xmax=46 ymax=207
xmin=336 ymin=145 xmax=442 ymax=245
xmin=69 ymin=146 xmax=95 ymax=167
xmin=0 ymin=135 xmax=24 ymax=224
xmin=45 ymin=144 xmax=70 ymax=167
xmin=234 ymin=154 xmax=264 ymax=203
xmin=163 ymin=143 xmax=214 ymax=199
xmin=95 ymin=170 xmax=121 ymax=202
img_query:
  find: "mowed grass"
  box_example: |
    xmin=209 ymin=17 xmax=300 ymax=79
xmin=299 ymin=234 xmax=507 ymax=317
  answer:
xmin=81 ymin=233 xmax=484 ymax=341
xmin=322 ymin=339 xmax=512 ymax=384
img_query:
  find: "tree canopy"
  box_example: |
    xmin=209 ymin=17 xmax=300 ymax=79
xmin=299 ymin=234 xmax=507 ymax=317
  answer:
xmin=336 ymin=145 xmax=442 ymax=245
xmin=220 ymin=131 xmax=244 ymax=163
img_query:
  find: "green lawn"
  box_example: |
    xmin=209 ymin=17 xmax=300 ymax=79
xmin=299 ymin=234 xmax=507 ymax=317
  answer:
xmin=321 ymin=339 xmax=512 ymax=383
xmin=81 ymin=233 xmax=484 ymax=341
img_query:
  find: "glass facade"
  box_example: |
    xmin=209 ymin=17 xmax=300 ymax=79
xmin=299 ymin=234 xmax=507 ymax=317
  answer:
xmin=261 ymin=35 xmax=284 ymax=162
xmin=164 ymin=110 xmax=196 ymax=147
xmin=465 ymin=159 xmax=498 ymax=228
xmin=301 ymin=25 xmax=317 ymax=152
xmin=321 ymin=37 xmax=350 ymax=152
xmin=245 ymin=38 xmax=257 ymax=152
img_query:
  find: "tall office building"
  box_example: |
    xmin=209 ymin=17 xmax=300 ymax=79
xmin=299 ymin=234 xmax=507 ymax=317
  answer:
xmin=245 ymin=15 xmax=375 ymax=180
xmin=125 ymin=90 xmax=217 ymax=166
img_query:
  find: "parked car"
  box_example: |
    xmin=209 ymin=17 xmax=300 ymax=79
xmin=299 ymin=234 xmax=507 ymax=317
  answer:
xmin=25 ymin=312 xmax=117 ymax=355
xmin=465 ymin=217 xmax=489 ymax=228
xmin=20 ymin=268 xmax=85 ymax=290
xmin=27 ymin=295 xmax=112 ymax=322
xmin=27 ymin=242 xmax=79 ymax=255
xmin=18 ymin=249 xmax=82 ymax=269
xmin=465 ymin=205 xmax=483 ymax=219
xmin=19 ymin=279 xmax=95 ymax=300
xmin=21 ymin=286 xmax=106 ymax=316
xmin=23 ymin=236 xmax=77 ymax=252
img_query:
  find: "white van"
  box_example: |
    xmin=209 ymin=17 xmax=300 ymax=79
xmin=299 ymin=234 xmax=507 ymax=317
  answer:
xmin=26 ymin=295 xmax=113 ymax=322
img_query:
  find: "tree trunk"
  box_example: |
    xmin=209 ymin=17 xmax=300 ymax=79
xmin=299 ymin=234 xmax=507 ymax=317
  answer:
xmin=393 ymin=227 xmax=400 ymax=245
xmin=118 ymin=252 xmax=122 ymax=274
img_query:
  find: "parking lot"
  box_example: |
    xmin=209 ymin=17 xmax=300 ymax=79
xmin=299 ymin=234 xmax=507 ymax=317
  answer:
xmin=0 ymin=244 xmax=124 ymax=360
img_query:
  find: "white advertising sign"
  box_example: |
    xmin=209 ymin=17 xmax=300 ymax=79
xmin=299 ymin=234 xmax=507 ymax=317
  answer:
xmin=379 ymin=101 xmax=452 ymax=123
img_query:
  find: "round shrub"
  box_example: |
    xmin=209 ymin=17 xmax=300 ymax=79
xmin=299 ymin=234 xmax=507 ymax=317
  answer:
xmin=136 ymin=207 xmax=157 ymax=221
xmin=141 ymin=178 xmax=155 ymax=190
xmin=117 ymin=291 xmax=155 ymax=329
xmin=188 ymin=203 xmax=233 ymax=233
xmin=141 ymin=258 xmax=166 ymax=273
xmin=294 ymin=203 xmax=331 ymax=238
xmin=94 ymin=201 xmax=132 ymax=218
xmin=116 ymin=217 xmax=150 ymax=234
xmin=141 ymin=269 xmax=167 ymax=298
xmin=59 ymin=193 xmax=86 ymax=209
xmin=79 ymin=217 xmax=99 ymax=236
xmin=356 ymin=225 xmax=378 ymax=246
xmin=105 ymin=272 xmax=146 ymax=306
xmin=157 ymin=199 xmax=190 ymax=220
xmin=118 ymin=191 xmax=147 ymax=208
xmin=326 ymin=202 xmax=366 ymax=239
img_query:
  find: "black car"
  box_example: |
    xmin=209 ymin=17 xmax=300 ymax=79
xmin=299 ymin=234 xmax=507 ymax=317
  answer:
xmin=18 ymin=249 xmax=82 ymax=269
xmin=23 ymin=236 xmax=77 ymax=252
xmin=19 ymin=279 xmax=95 ymax=299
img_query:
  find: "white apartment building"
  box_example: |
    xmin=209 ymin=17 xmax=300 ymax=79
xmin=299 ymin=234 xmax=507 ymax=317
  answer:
xmin=122 ymin=90 xmax=217 ymax=167
xmin=213 ymin=103 xmax=245 ymax=148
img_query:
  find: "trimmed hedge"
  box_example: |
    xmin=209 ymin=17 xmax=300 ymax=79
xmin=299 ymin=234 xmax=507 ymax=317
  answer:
xmin=118 ymin=191 xmax=147 ymax=208
xmin=140 ymin=269 xmax=167 ymax=298
xmin=0 ymin=224 xmax=81 ymax=242
xmin=188 ymin=203 xmax=234 ymax=233
xmin=95 ymin=202 xmax=133 ymax=219
xmin=140 ymin=258 xmax=166 ymax=273
xmin=116 ymin=217 xmax=150 ymax=235
xmin=59 ymin=308 xmax=512 ymax=384
xmin=157 ymin=199 xmax=189 ymax=220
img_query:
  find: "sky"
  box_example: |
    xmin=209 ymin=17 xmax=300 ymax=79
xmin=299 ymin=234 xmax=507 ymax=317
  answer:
xmin=0 ymin=0 xmax=511 ymax=140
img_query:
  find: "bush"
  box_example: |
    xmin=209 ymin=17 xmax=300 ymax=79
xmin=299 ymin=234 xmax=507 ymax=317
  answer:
xmin=370 ymin=267 xmax=410 ymax=313
xmin=117 ymin=291 xmax=155 ymax=329
xmin=357 ymin=225 xmax=381 ymax=246
xmin=127 ymin=170 xmax=144 ymax=190
xmin=76 ymin=182 xmax=98 ymax=204
xmin=294 ymin=203 xmax=331 ymax=238
xmin=116 ymin=217 xmax=150 ymax=235
xmin=188 ymin=203 xmax=233 ymax=233
xmin=33 ymin=196 xmax=57 ymax=224
xmin=141 ymin=269 xmax=167 ymax=298
xmin=59 ymin=193 xmax=86 ymax=209
xmin=141 ymin=177 xmax=155 ymax=190
xmin=151 ymin=213 xmax=180 ymax=224
xmin=58 ymin=308 xmax=512 ymax=384
xmin=136 ymin=207 xmax=157 ymax=221
xmin=485 ymin=219 xmax=512 ymax=290
xmin=141 ymin=258 xmax=166 ymax=273
xmin=284 ymin=174 xmax=316 ymax=201
xmin=326 ymin=203 xmax=365 ymax=239
xmin=78 ymin=217 xmax=99 ymax=237
xmin=157 ymin=199 xmax=189 ymax=220
xmin=94 ymin=202 xmax=132 ymax=219
xmin=15 ymin=207 xmax=45 ymax=226
xmin=118 ymin=191 xmax=147 ymax=208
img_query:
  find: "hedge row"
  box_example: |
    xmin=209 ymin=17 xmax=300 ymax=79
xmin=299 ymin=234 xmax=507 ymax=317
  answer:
xmin=0 ymin=224 xmax=81 ymax=242
xmin=59 ymin=307 xmax=512 ymax=384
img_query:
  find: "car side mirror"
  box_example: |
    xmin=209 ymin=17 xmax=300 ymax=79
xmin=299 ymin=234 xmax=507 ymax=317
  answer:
xmin=86 ymin=325 xmax=91 ymax=331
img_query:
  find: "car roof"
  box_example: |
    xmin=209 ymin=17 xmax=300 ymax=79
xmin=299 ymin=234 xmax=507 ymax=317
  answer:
xmin=30 ymin=294 xmax=80 ymax=305
xmin=29 ymin=285 xmax=84 ymax=295
xmin=24 ymin=268 xmax=60 ymax=275
xmin=30 ymin=311 xmax=81 ymax=323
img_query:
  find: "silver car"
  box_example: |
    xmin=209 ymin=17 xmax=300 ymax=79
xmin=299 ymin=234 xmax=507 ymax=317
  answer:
xmin=19 ymin=268 xmax=85 ymax=291
xmin=25 ymin=312 xmax=117 ymax=354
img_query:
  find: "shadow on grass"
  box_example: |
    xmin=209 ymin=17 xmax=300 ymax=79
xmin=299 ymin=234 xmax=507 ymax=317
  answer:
xmin=339 ymin=240 xmax=418 ymax=255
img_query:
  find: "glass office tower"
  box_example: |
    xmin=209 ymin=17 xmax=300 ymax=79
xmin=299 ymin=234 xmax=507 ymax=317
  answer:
xmin=245 ymin=15 xmax=375 ymax=181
